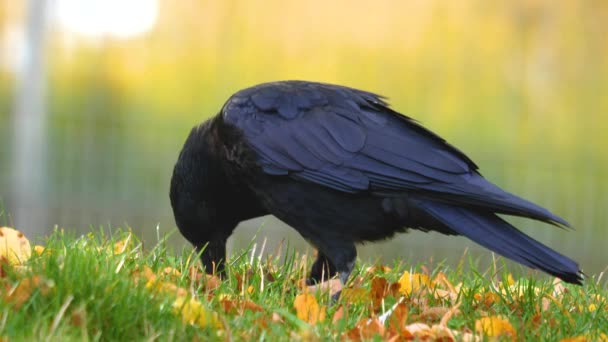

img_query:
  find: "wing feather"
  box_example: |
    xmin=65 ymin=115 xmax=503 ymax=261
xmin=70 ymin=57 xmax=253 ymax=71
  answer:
xmin=221 ymin=81 xmax=568 ymax=225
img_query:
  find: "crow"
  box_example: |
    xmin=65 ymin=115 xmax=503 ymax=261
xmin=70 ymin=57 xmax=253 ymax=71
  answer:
xmin=170 ymin=80 xmax=582 ymax=292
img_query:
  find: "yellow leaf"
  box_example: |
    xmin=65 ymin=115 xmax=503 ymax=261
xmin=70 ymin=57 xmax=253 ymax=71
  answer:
xmin=506 ymin=273 xmax=515 ymax=286
xmin=293 ymin=293 xmax=326 ymax=324
xmin=162 ymin=267 xmax=182 ymax=278
xmin=146 ymin=280 xmax=187 ymax=297
xmin=475 ymin=316 xmax=516 ymax=340
xmin=33 ymin=245 xmax=47 ymax=256
xmin=398 ymin=271 xmax=430 ymax=296
xmin=173 ymin=297 xmax=221 ymax=328
xmin=340 ymin=287 xmax=368 ymax=304
xmin=0 ymin=227 xmax=31 ymax=265
xmin=113 ymin=233 xmax=135 ymax=254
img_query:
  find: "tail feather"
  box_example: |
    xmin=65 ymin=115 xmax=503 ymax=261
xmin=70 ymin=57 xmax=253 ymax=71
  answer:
xmin=416 ymin=200 xmax=582 ymax=284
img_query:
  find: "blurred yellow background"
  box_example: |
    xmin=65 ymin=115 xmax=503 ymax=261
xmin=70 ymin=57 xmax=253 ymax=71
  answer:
xmin=1 ymin=0 xmax=606 ymax=274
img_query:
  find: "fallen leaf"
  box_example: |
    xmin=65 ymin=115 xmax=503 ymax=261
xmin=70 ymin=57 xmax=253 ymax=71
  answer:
xmin=413 ymin=306 xmax=450 ymax=323
xmin=70 ymin=305 xmax=87 ymax=327
xmin=204 ymin=274 xmax=221 ymax=292
xmin=33 ymin=245 xmax=47 ymax=256
xmin=132 ymin=265 xmax=156 ymax=283
xmin=293 ymin=293 xmax=326 ymax=324
xmin=366 ymin=265 xmax=392 ymax=274
xmin=146 ymin=280 xmax=187 ymax=298
xmin=340 ymin=287 xmax=368 ymax=304
xmin=552 ymin=278 xmax=567 ymax=297
xmin=332 ymin=305 xmax=345 ymax=323
xmin=4 ymin=276 xmax=53 ymax=309
xmin=272 ymin=312 xmax=283 ymax=323
xmin=0 ymin=227 xmax=31 ymax=265
xmin=162 ymin=267 xmax=181 ymax=278
xmin=220 ymin=299 xmax=263 ymax=314
xmin=404 ymin=323 xmax=434 ymax=339
xmin=387 ymin=302 xmax=409 ymax=332
xmin=559 ymin=337 xmax=587 ymax=342
xmin=173 ymin=297 xmax=221 ymax=328
xmin=113 ymin=233 xmax=136 ymax=254
xmin=474 ymin=292 xmax=501 ymax=307
xmin=370 ymin=276 xmax=391 ymax=309
xmin=475 ymin=316 xmax=516 ymax=341
xmin=346 ymin=318 xmax=385 ymax=341
xmin=398 ymin=271 xmax=430 ymax=296
xmin=307 ymin=278 xmax=342 ymax=297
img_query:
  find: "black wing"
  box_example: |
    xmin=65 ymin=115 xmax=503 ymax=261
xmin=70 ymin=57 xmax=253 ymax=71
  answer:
xmin=221 ymin=81 xmax=568 ymax=226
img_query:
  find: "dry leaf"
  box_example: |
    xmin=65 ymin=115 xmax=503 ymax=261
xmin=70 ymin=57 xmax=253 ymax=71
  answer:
xmin=414 ymin=306 xmax=450 ymax=322
xmin=0 ymin=227 xmax=31 ymax=265
xmin=387 ymin=302 xmax=409 ymax=332
xmin=294 ymin=293 xmax=326 ymax=324
xmin=146 ymin=280 xmax=187 ymax=297
xmin=475 ymin=316 xmax=516 ymax=341
xmin=366 ymin=265 xmax=392 ymax=274
xmin=398 ymin=271 xmax=430 ymax=296
xmin=132 ymin=265 xmax=156 ymax=283
xmin=404 ymin=323 xmax=434 ymax=339
xmin=173 ymin=297 xmax=221 ymax=328
xmin=341 ymin=287 xmax=368 ymax=304
xmin=332 ymin=305 xmax=345 ymax=323
xmin=307 ymin=278 xmax=342 ymax=297
xmin=113 ymin=233 xmax=136 ymax=254
xmin=162 ymin=267 xmax=181 ymax=278
xmin=559 ymin=337 xmax=587 ymax=342
xmin=370 ymin=277 xmax=391 ymax=309
xmin=560 ymin=333 xmax=608 ymax=342
xmin=220 ymin=299 xmax=263 ymax=314
xmin=346 ymin=318 xmax=385 ymax=341
xmin=4 ymin=276 xmax=53 ymax=309
xmin=474 ymin=292 xmax=501 ymax=307
xmin=33 ymin=245 xmax=47 ymax=256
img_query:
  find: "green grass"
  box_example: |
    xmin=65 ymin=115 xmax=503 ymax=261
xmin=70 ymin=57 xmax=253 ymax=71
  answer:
xmin=0 ymin=228 xmax=606 ymax=341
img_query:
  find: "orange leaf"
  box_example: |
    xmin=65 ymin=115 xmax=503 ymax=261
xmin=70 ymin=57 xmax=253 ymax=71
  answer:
xmin=474 ymin=292 xmax=501 ymax=307
xmin=366 ymin=265 xmax=392 ymax=274
xmin=475 ymin=316 xmax=516 ymax=341
xmin=293 ymin=293 xmax=326 ymax=324
xmin=370 ymin=277 xmax=391 ymax=309
xmin=220 ymin=299 xmax=264 ymax=314
xmin=346 ymin=318 xmax=385 ymax=341
xmin=387 ymin=302 xmax=409 ymax=332
xmin=4 ymin=276 xmax=53 ymax=309
xmin=332 ymin=305 xmax=345 ymax=323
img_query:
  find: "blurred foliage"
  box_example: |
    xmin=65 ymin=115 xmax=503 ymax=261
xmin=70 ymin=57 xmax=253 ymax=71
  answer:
xmin=0 ymin=0 xmax=607 ymax=272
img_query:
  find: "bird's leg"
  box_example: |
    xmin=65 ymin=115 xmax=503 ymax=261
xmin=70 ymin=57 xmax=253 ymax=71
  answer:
xmin=197 ymin=239 xmax=227 ymax=277
xmin=307 ymin=251 xmax=338 ymax=285
xmin=308 ymin=239 xmax=357 ymax=303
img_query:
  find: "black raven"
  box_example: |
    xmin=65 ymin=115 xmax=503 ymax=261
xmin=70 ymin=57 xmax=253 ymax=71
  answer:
xmin=170 ymin=80 xmax=582 ymax=290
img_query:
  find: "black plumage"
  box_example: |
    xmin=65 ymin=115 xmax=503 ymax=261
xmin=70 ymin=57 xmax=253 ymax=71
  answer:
xmin=170 ymin=80 xmax=582 ymax=290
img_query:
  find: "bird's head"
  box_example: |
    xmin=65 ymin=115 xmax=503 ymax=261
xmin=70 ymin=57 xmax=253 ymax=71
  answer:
xmin=169 ymin=123 xmax=233 ymax=275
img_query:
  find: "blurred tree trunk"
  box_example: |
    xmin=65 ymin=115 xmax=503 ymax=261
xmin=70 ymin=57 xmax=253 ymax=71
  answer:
xmin=12 ymin=0 xmax=48 ymax=235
